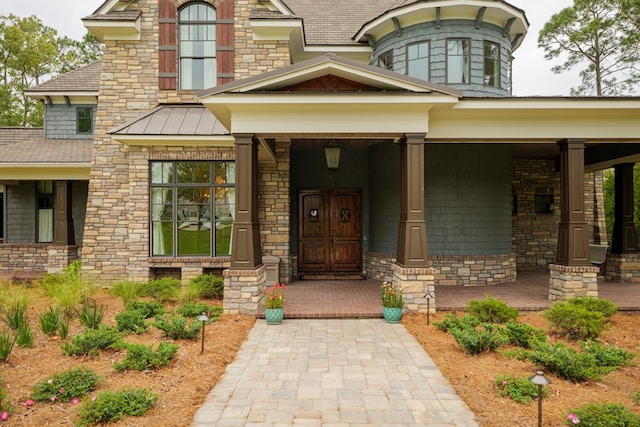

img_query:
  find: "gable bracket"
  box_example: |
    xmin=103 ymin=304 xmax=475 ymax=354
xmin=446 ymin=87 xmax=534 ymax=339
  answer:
xmin=475 ymin=7 xmax=486 ymax=29
xmin=392 ymin=17 xmax=402 ymax=37
xmin=435 ymin=7 xmax=441 ymax=29
xmin=511 ymin=33 xmax=523 ymax=49
xmin=503 ymin=17 xmax=516 ymax=37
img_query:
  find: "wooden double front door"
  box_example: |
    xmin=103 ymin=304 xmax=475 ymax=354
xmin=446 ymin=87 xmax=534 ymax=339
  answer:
xmin=298 ymin=189 xmax=361 ymax=273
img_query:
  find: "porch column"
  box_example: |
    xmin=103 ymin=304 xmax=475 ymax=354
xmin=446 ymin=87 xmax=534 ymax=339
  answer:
xmin=230 ymin=134 xmax=262 ymax=269
xmin=550 ymin=139 xmax=598 ymax=301
xmin=396 ymin=133 xmax=428 ymax=267
xmin=555 ymin=139 xmax=590 ymax=266
xmin=611 ymin=163 xmax=637 ymax=254
xmin=53 ymin=181 xmax=75 ymax=245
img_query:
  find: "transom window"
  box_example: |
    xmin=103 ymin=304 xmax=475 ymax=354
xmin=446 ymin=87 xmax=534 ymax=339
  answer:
xmin=77 ymin=107 xmax=93 ymax=134
xmin=377 ymin=50 xmax=394 ymax=71
xmin=446 ymin=39 xmax=470 ymax=84
xmin=150 ymin=161 xmax=235 ymax=257
xmin=179 ymin=3 xmax=216 ymax=90
xmin=406 ymin=41 xmax=429 ymax=80
xmin=484 ymin=41 xmax=500 ymax=87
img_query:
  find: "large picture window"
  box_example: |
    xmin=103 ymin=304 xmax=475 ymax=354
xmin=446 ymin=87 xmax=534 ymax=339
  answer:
xmin=179 ymin=3 xmax=216 ymax=90
xmin=484 ymin=41 xmax=500 ymax=87
xmin=446 ymin=39 xmax=470 ymax=84
xmin=150 ymin=161 xmax=235 ymax=257
xmin=406 ymin=41 xmax=429 ymax=80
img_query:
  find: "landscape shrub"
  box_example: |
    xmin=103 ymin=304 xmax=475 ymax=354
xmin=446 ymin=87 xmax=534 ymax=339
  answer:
xmin=449 ymin=323 xmax=509 ymax=355
xmin=189 ymin=273 xmax=223 ymax=300
xmin=568 ymin=296 xmax=617 ymax=319
xmin=433 ymin=313 xmax=479 ymax=333
xmin=15 ymin=324 xmax=34 ymax=348
xmin=39 ymin=306 xmax=63 ymax=336
xmin=125 ymin=300 xmax=165 ymax=319
xmin=41 ymin=261 xmax=95 ymax=315
xmin=111 ymin=281 xmax=144 ymax=304
xmin=31 ymin=367 xmax=101 ymax=403
xmin=0 ymin=331 xmax=16 ymax=362
xmin=61 ymin=326 xmax=122 ymax=357
xmin=138 ymin=278 xmax=180 ymax=302
xmin=494 ymin=373 xmax=549 ymax=404
xmin=526 ymin=341 xmax=602 ymax=382
xmin=3 ymin=301 xmax=28 ymax=330
xmin=153 ymin=315 xmax=201 ymax=340
xmin=76 ymin=298 xmax=105 ymax=330
xmin=565 ymin=403 xmax=640 ymax=426
xmin=75 ymin=388 xmax=158 ymax=426
xmin=504 ymin=319 xmax=548 ymax=348
xmin=467 ymin=296 xmax=519 ymax=324
xmin=543 ymin=302 xmax=606 ymax=340
xmin=176 ymin=302 xmax=223 ymax=319
xmin=113 ymin=342 xmax=180 ymax=372
xmin=115 ymin=309 xmax=149 ymax=334
xmin=579 ymin=340 xmax=635 ymax=371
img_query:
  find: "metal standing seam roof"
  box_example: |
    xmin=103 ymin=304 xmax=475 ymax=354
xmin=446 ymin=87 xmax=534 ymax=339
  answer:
xmin=0 ymin=128 xmax=92 ymax=164
xmin=109 ymin=104 xmax=229 ymax=136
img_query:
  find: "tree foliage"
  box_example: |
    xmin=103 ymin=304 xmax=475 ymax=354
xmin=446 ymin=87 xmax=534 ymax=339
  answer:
xmin=538 ymin=0 xmax=640 ymax=96
xmin=0 ymin=14 xmax=103 ymax=127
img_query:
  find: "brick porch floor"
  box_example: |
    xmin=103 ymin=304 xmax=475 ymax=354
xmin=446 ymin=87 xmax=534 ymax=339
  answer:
xmin=280 ymin=270 xmax=640 ymax=319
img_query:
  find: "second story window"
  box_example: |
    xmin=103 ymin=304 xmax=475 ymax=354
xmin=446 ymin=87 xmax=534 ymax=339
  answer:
xmin=77 ymin=107 xmax=93 ymax=134
xmin=377 ymin=50 xmax=394 ymax=71
xmin=179 ymin=3 xmax=216 ymax=90
xmin=446 ymin=39 xmax=470 ymax=84
xmin=406 ymin=41 xmax=429 ymax=80
xmin=484 ymin=41 xmax=500 ymax=87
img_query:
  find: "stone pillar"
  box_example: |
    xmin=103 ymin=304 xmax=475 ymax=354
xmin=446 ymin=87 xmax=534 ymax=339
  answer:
xmin=230 ymin=134 xmax=262 ymax=269
xmin=396 ymin=133 xmax=428 ymax=267
xmin=53 ymin=181 xmax=75 ymax=245
xmin=223 ymin=265 xmax=266 ymax=315
xmin=555 ymin=139 xmax=590 ymax=266
xmin=549 ymin=264 xmax=599 ymax=301
xmin=611 ymin=163 xmax=638 ymax=254
xmin=392 ymin=263 xmax=436 ymax=313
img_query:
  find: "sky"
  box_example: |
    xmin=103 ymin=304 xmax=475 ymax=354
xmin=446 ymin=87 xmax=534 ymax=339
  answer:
xmin=1 ymin=0 xmax=577 ymax=96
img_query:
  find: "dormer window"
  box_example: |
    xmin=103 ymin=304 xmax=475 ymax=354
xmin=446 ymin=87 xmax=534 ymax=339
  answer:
xmin=406 ymin=41 xmax=429 ymax=80
xmin=446 ymin=39 xmax=470 ymax=84
xmin=179 ymin=3 xmax=216 ymax=90
xmin=484 ymin=41 xmax=500 ymax=87
xmin=77 ymin=107 xmax=93 ymax=134
xmin=377 ymin=50 xmax=394 ymax=71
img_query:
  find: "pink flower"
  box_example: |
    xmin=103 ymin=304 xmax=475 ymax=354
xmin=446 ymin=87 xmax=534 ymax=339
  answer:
xmin=71 ymin=398 xmax=79 ymax=405
xmin=567 ymin=413 xmax=580 ymax=424
xmin=50 ymin=395 xmax=57 ymax=402
xmin=25 ymin=399 xmax=34 ymax=407
xmin=59 ymin=388 xmax=65 ymax=394
xmin=502 ymin=380 xmax=508 ymax=385
xmin=0 ymin=412 xmax=8 ymax=421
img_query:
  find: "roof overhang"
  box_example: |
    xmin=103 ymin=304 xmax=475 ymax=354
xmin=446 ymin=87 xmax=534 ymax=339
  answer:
xmin=0 ymin=165 xmax=90 ymax=180
xmin=354 ymin=0 xmax=528 ymax=51
xmin=111 ymin=135 xmax=236 ymax=147
xmin=23 ymin=91 xmax=98 ymax=106
xmin=82 ymin=16 xmax=141 ymax=41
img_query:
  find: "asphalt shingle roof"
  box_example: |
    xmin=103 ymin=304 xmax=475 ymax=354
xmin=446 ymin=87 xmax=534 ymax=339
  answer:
xmin=27 ymin=61 xmax=101 ymax=93
xmin=0 ymin=128 xmax=92 ymax=164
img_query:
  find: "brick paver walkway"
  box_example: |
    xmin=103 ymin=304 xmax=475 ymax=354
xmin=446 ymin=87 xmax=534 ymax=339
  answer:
xmin=193 ymin=319 xmax=478 ymax=427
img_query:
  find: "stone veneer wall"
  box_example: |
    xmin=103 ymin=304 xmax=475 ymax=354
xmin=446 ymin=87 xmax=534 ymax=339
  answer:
xmin=0 ymin=244 xmax=79 ymax=276
xmin=549 ymin=264 xmax=599 ymax=301
xmin=584 ymin=170 xmax=608 ymax=245
xmin=605 ymin=253 xmax=640 ymax=282
xmin=258 ymin=141 xmax=292 ymax=283
xmin=364 ymin=252 xmax=516 ymax=286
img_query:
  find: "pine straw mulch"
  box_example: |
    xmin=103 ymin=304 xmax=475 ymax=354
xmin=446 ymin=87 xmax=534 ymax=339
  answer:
xmin=1 ymin=286 xmax=639 ymax=426
xmin=403 ymin=311 xmax=640 ymax=427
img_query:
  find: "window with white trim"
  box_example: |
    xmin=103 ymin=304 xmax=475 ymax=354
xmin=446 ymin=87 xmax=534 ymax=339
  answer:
xmin=406 ymin=41 xmax=430 ymax=80
xmin=179 ymin=2 xmax=216 ymax=90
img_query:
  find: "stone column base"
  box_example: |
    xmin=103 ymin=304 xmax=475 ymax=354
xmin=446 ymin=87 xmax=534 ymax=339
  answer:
xmin=392 ymin=263 xmax=437 ymax=313
xmin=549 ymin=264 xmax=599 ymax=301
xmin=223 ymin=265 xmax=266 ymax=315
xmin=604 ymin=253 xmax=640 ymax=283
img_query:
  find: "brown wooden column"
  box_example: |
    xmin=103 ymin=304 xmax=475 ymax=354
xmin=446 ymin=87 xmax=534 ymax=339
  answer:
xmin=396 ymin=133 xmax=428 ymax=267
xmin=556 ymin=139 xmax=590 ymax=265
xmin=53 ymin=181 xmax=75 ymax=245
xmin=611 ymin=163 xmax=638 ymax=253
xmin=230 ymin=134 xmax=262 ymax=269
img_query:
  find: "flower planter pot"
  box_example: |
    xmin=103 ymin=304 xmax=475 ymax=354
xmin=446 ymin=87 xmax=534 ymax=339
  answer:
xmin=383 ymin=307 xmax=402 ymax=323
xmin=264 ymin=308 xmax=284 ymax=325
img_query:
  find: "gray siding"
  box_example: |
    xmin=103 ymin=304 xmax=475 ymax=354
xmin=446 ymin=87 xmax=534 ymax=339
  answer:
xmin=6 ymin=183 xmax=36 ymax=243
xmin=372 ymin=20 xmax=512 ymax=97
xmin=44 ymin=104 xmax=96 ymax=139
xmin=425 ymin=144 xmax=512 ymax=255
xmin=368 ymin=142 xmax=401 ymax=253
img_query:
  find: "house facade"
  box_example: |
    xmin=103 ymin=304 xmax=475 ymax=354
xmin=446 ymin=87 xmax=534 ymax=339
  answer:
xmin=2 ymin=0 xmax=640 ymax=314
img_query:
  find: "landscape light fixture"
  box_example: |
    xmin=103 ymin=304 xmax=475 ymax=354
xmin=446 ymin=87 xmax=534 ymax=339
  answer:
xmin=198 ymin=313 xmax=209 ymax=354
xmin=529 ymin=371 xmax=550 ymax=427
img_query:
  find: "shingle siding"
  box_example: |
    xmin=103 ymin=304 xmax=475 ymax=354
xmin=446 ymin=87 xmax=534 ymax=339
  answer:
xmin=6 ymin=183 xmax=36 ymax=243
xmin=44 ymin=105 xmax=96 ymax=139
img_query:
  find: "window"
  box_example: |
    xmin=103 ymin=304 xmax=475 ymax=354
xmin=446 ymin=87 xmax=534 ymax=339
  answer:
xmin=406 ymin=41 xmax=429 ymax=80
xmin=484 ymin=41 xmax=500 ymax=87
xmin=37 ymin=181 xmax=54 ymax=243
xmin=446 ymin=39 xmax=470 ymax=84
xmin=150 ymin=161 xmax=235 ymax=257
xmin=535 ymin=194 xmax=554 ymax=214
xmin=377 ymin=50 xmax=394 ymax=71
xmin=179 ymin=3 xmax=216 ymax=90
xmin=77 ymin=107 xmax=93 ymax=134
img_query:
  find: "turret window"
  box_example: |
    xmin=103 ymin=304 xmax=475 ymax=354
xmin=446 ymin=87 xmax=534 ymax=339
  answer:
xmin=446 ymin=39 xmax=470 ymax=84
xmin=406 ymin=41 xmax=430 ymax=80
xmin=179 ymin=3 xmax=217 ymax=90
xmin=377 ymin=50 xmax=394 ymax=71
xmin=484 ymin=41 xmax=500 ymax=87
